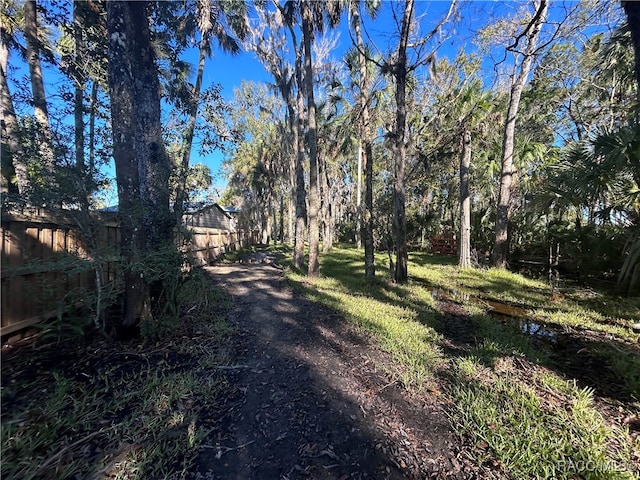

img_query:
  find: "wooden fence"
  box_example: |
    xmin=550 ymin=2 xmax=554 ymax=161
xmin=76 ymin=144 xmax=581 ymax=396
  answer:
xmin=430 ymin=237 xmax=457 ymax=256
xmin=1 ymin=209 xmax=259 ymax=337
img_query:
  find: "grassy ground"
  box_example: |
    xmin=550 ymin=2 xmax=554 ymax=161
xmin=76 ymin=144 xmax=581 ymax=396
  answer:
xmin=1 ymin=272 xmax=233 ymax=480
xmin=276 ymin=244 xmax=640 ymax=480
xmin=3 ymin=244 xmax=638 ymax=479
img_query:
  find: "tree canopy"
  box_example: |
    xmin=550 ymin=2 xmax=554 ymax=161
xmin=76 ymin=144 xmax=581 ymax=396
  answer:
xmin=2 ymin=0 xmax=638 ymax=325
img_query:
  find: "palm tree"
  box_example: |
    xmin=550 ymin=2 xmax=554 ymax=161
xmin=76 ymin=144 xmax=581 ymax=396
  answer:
xmin=174 ymin=0 xmax=248 ymax=225
xmin=298 ymin=0 xmax=342 ymax=276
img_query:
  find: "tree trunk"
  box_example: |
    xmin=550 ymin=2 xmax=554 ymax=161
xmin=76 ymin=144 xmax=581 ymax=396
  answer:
xmin=24 ymin=0 xmax=56 ymax=176
xmin=493 ymin=0 xmax=547 ymax=268
xmin=272 ymin=200 xmax=278 ymax=243
xmin=73 ymin=0 xmax=85 ymax=170
xmin=175 ymin=33 xmax=207 ymax=226
xmin=302 ymin=2 xmax=320 ymax=277
xmin=321 ymin=154 xmax=334 ymax=253
xmin=356 ymin=144 xmax=362 ymax=248
xmin=88 ymin=80 xmax=98 ymax=178
xmin=286 ymin=103 xmax=296 ymax=244
xmin=293 ymin=56 xmax=307 ymax=270
xmin=459 ymin=129 xmax=472 ymax=268
xmin=279 ymin=194 xmax=285 ymax=243
xmin=107 ymin=0 xmax=172 ymax=329
xmin=107 ymin=1 xmax=144 ymax=327
xmin=363 ymin=141 xmax=375 ymax=277
xmin=74 ymin=85 xmax=84 ymax=167
xmin=351 ymin=1 xmax=375 ymax=278
xmin=392 ymin=0 xmax=413 ymax=283
xmin=262 ymin=204 xmax=271 ymax=244
xmin=0 ymin=39 xmax=30 ymax=195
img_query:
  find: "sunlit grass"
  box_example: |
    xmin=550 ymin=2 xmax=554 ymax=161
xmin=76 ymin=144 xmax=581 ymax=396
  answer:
xmin=452 ymin=360 xmax=637 ymax=480
xmin=289 ymin=268 xmax=443 ymax=389
xmin=279 ymin=243 xmax=640 ymax=480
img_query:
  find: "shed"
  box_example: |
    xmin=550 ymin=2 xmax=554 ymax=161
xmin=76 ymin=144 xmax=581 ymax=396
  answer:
xmin=184 ymin=203 xmax=236 ymax=231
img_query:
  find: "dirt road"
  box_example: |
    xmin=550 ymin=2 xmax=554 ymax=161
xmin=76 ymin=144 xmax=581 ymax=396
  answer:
xmin=192 ymin=253 xmax=482 ymax=479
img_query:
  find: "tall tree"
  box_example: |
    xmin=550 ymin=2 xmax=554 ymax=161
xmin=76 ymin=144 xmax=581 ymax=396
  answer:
xmin=72 ymin=0 xmax=85 ymax=172
xmin=174 ymin=0 xmax=248 ymax=226
xmin=293 ymin=44 xmax=307 ymax=269
xmin=266 ymin=1 xmax=308 ymax=269
xmin=277 ymin=0 xmax=343 ymax=274
xmin=389 ymin=0 xmax=412 ymax=282
xmin=382 ymin=0 xmax=456 ymax=282
xmin=0 ymin=24 xmax=30 ymax=195
xmin=23 ymin=0 xmax=55 ymax=179
xmin=107 ymin=0 xmax=172 ymax=329
xmin=300 ymin=1 xmax=321 ymax=276
xmin=350 ymin=0 xmax=378 ymax=278
xmin=290 ymin=0 xmax=341 ymax=276
xmin=493 ymin=0 xmax=548 ymax=268
xmin=459 ymin=128 xmax=472 ymax=267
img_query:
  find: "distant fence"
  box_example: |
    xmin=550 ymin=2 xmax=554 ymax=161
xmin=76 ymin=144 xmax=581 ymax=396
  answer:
xmin=1 ymin=208 xmax=259 ymax=337
xmin=186 ymin=226 xmax=259 ymax=267
xmin=430 ymin=237 xmax=457 ymax=256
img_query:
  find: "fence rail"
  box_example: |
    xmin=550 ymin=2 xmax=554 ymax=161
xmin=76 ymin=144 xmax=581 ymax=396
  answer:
xmin=430 ymin=237 xmax=457 ymax=256
xmin=1 ymin=209 xmax=258 ymax=337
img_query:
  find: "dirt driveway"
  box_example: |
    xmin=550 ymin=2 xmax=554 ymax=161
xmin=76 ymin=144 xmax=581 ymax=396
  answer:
xmin=192 ymin=253 xmax=485 ymax=479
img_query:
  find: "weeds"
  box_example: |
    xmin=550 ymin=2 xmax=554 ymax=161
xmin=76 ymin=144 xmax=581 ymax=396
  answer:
xmin=281 ymin=244 xmax=640 ymax=480
xmin=1 ymin=273 xmax=232 ymax=480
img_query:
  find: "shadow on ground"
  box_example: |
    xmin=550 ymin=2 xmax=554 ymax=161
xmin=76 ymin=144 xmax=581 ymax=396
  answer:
xmin=192 ymin=261 xmax=481 ymax=480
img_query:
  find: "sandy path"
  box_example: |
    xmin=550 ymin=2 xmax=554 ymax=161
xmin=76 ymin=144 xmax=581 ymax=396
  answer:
xmin=192 ymin=257 xmax=478 ymax=479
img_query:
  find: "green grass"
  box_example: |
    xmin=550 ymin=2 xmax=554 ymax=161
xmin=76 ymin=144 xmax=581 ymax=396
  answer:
xmin=1 ymin=277 xmax=233 ymax=480
xmin=288 ymin=248 xmax=444 ymax=390
xmin=452 ymin=361 xmax=636 ymax=479
xmin=279 ymin=243 xmax=640 ymax=480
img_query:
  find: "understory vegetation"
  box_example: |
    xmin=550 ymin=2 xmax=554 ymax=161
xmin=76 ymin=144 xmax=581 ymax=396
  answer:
xmin=2 ymin=0 xmax=640 ymax=477
xmin=1 ymin=276 xmax=232 ymax=480
xmin=277 ymin=244 xmax=640 ymax=480
xmin=2 ymin=244 xmax=639 ymax=479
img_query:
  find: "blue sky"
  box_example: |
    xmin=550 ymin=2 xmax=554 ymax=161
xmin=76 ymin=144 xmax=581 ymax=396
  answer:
xmin=8 ymin=1 xmax=617 ymax=202
xmin=196 ymin=0 xmax=502 ymax=191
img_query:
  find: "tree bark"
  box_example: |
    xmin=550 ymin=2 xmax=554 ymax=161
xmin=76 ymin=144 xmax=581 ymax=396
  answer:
xmin=73 ymin=0 xmax=86 ymax=170
xmin=392 ymin=0 xmax=413 ymax=283
xmin=286 ymin=102 xmax=296 ymax=245
xmin=459 ymin=129 xmax=472 ymax=268
xmin=351 ymin=1 xmax=375 ymax=278
xmin=262 ymin=201 xmax=271 ymax=244
xmin=0 ymin=39 xmax=30 ymax=195
xmin=356 ymin=144 xmax=362 ymax=248
xmin=107 ymin=0 xmax=172 ymax=328
xmin=174 ymin=33 xmax=207 ymax=226
xmin=493 ymin=0 xmax=547 ymax=268
xmin=88 ymin=80 xmax=98 ymax=177
xmin=363 ymin=140 xmax=375 ymax=277
xmin=24 ymin=0 xmax=56 ymax=176
xmin=294 ymin=54 xmax=307 ymax=270
xmin=302 ymin=1 xmax=320 ymax=277
xmin=320 ymin=152 xmax=334 ymax=253
xmin=279 ymin=194 xmax=285 ymax=243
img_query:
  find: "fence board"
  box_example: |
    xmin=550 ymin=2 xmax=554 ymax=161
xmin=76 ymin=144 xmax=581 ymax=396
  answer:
xmin=1 ymin=209 xmax=258 ymax=336
xmin=430 ymin=237 xmax=457 ymax=256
